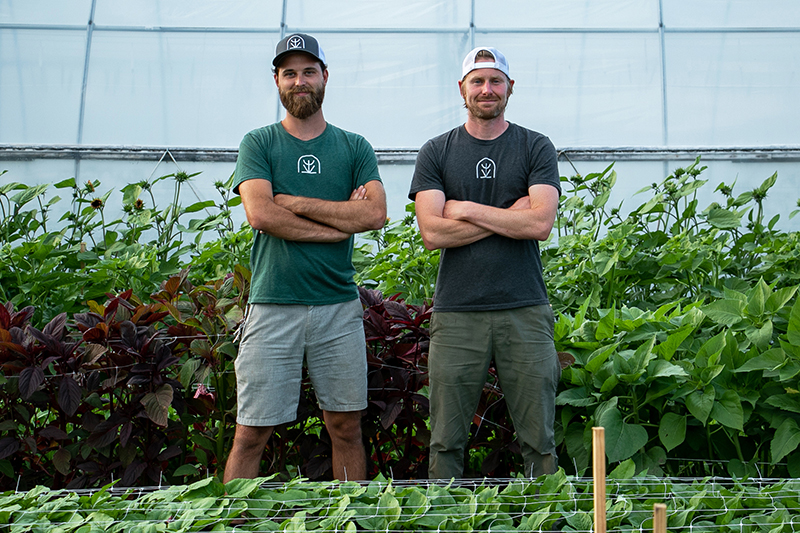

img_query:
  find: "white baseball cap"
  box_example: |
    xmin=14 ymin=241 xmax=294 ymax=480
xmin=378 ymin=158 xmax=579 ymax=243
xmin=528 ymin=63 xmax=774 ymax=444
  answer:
xmin=461 ymin=46 xmax=510 ymax=79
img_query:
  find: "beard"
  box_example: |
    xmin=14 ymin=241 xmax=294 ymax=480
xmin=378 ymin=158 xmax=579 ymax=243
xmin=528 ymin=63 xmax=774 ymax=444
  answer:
xmin=464 ymin=94 xmax=509 ymax=120
xmin=280 ymin=81 xmax=326 ymax=119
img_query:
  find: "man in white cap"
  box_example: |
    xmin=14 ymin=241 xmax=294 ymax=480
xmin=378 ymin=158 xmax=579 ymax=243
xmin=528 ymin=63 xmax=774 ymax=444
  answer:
xmin=409 ymin=46 xmax=561 ymax=479
xmin=225 ymin=33 xmax=386 ymax=482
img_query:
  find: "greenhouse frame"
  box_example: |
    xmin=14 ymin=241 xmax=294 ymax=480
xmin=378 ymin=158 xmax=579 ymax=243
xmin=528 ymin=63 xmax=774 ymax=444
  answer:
xmin=1 ymin=0 xmax=799 ymax=227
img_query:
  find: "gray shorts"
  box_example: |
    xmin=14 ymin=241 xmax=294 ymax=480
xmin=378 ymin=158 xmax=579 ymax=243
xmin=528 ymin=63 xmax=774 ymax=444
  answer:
xmin=234 ymin=299 xmax=368 ymax=426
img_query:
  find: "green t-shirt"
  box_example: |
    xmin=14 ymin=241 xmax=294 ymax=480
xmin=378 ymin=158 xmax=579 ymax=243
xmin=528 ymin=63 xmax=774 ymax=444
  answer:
xmin=233 ymin=122 xmax=381 ymax=305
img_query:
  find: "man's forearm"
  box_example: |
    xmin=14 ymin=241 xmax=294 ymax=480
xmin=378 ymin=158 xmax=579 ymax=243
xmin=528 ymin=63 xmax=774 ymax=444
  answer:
xmin=239 ymin=178 xmax=350 ymax=242
xmin=446 ymin=202 xmax=550 ymax=240
xmin=444 ymin=187 xmax=558 ymax=241
xmin=414 ymin=188 xmax=491 ymax=250
xmin=416 ymin=208 xmax=494 ymax=249
xmin=274 ymin=183 xmax=386 ymax=234
xmin=248 ymin=199 xmax=350 ymax=242
xmin=420 ymin=217 xmax=492 ymax=250
xmin=257 ymin=207 xmax=351 ymax=242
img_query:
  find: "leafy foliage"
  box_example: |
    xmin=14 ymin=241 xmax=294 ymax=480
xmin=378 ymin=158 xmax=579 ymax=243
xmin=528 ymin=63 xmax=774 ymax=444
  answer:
xmin=354 ymin=204 xmax=439 ymax=305
xmin=360 ymin=288 xmax=432 ymax=479
xmin=0 ymin=172 xmax=248 ymax=322
xmin=543 ymin=159 xmax=800 ymax=477
xmin=1 ymin=160 xmax=800 ymax=487
xmin=6 ymin=469 xmax=800 ymax=532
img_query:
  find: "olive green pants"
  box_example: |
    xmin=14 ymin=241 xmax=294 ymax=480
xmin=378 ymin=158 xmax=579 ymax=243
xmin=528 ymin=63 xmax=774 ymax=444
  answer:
xmin=427 ymin=305 xmax=560 ymax=479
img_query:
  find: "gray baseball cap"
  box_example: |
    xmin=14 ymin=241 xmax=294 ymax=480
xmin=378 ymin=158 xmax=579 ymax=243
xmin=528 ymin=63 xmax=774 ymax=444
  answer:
xmin=273 ymin=33 xmax=327 ymax=68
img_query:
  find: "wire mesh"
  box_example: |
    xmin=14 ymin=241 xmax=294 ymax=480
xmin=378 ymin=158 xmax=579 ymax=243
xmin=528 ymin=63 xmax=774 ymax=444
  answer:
xmin=4 ymin=476 xmax=800 ymax=532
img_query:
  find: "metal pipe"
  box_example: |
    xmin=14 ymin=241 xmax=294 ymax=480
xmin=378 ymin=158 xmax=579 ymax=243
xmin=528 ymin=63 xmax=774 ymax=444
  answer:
xmin=3 ymin=23 xmax=800 ymax=34
xmin=2 ymin=144 xmax=799 ymax=163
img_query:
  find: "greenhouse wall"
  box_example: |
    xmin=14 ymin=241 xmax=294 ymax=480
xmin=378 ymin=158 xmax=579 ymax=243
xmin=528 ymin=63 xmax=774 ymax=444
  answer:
xmin=1 ymin=0 xmax=799 ymax=229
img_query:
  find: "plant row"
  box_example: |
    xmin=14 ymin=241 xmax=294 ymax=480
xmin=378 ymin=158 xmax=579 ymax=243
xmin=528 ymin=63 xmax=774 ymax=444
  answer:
xmin=0 ymin=170 xmax=251 ymax=323
xmin=1 ymin=160 xmax=800 ymax=488
xmin=5 ymin=466 xmax=800 ymax=532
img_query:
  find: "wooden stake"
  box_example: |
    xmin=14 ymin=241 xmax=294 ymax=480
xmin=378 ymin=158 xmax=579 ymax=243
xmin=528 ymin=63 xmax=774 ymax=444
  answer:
xmin=593 ymin=427 xmax=606 ymax=533
xmin=653 ymin=503 xmax=667 ymax=533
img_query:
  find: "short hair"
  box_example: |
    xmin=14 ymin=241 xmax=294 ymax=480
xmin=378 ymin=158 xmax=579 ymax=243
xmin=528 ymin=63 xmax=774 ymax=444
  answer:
xmin=272 ymin=54 xmax=327 ymax=76
xmin=475 ymin=49 xmax=496 ymax=61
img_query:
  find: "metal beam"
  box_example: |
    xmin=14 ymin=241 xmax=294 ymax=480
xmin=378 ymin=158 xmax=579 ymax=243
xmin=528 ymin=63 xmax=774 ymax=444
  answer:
xmin=3 ymin=23 xmax=800 ymax=34
xmin=2 ymin=144 xmax=800 ymax=164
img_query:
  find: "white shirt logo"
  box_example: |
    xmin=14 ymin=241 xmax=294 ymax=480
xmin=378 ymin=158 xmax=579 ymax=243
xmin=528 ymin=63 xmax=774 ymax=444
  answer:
xmin=298 ymin=155 xmax=321 ymax=174
xmin=288 ymin=35 xmax=305 ymax=50
xmin=476 ymin=157 xmax=496 ymax=179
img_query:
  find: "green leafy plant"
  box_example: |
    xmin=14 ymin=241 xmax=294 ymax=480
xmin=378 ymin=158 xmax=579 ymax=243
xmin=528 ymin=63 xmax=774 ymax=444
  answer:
xmin=0 ymin=171 xmax=248 ymax=323
xmin=2 ymin=158 xmax=800 ymax=486
xmin=7 ymin=467 xmax=800 ymax=532
xmin=555 ymin=280 xmax=800 ymax=477
xmin=355 ymin=204 xmax=439 ymax=305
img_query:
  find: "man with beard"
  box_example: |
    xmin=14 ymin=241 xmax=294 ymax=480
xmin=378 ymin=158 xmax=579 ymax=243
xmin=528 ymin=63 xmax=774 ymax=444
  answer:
xmin=409 ymin=47 xmax=561 ymax=479
xmin=225 ymin=33 xmax=386 ymax=482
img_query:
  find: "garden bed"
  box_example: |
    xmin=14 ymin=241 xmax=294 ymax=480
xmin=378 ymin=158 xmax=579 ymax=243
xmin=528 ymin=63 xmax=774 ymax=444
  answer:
xmin=4 ymin=469 xmax=800 ymax=532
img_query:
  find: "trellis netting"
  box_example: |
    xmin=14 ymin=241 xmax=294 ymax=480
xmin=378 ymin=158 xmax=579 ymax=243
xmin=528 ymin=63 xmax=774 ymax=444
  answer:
xmin=4 ymin=472 xmax=800 ymax=532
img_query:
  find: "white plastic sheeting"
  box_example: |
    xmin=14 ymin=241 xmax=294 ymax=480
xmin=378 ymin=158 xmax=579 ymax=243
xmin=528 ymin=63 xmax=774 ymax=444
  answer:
xmin=1 ymin=0 xmax=799 ymax=229
xmin=665 ymin=32 xmax=800 ymax=146
xmin=2 ymin=0 xmax=799 ymax=149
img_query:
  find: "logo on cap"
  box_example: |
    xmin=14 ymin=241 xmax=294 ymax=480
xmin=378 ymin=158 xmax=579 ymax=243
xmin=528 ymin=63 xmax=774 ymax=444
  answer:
xmin=274 ymin=32 xmax=326 ymax=68
xmin=287 ymin=35 xmax=305 ymax=50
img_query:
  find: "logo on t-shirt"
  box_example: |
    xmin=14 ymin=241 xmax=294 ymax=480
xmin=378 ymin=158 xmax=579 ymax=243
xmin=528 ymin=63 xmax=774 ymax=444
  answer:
xmin=298 ymin=155 xmax=321 ymax=174
xmin=476 ymin=157 xmax=496 ymax=179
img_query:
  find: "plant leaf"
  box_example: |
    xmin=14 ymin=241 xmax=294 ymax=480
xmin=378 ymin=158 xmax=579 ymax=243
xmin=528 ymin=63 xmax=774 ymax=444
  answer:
xmin=179 ymin=358 xmax=201 ymax=388
xmin=53 ymin=448 xmax=72 ymax=476
xmin=706 ymin=207 xmax=741 ymax=229
xmin=596 ymin=407 xmax=648 ymax=463
xmin=556 ymin=387 xmax=596 ymax=407
xmin=183 ymin=200 xmax=216 ymax=214
xmin=745 ymin=321 xmax=773 ymax=350
xmin=710 ymin=390 xmax=744 ymax=431
xmin=772 ymin=418 xmax=800 ymax=464
xmin=596 ymin=306 xmax=616 ymax=341
xmin=86 ymin=413 xmax=125 ymax=449
xmin=745 ymin=279 xmax=770 ymax=318
xmin=0 ymin=438 xmax=20 ymax=460
xmin=766 ymin=286 xmax=798 ymax=314
xmin=657 ymin=323 xmax=695 ymax=361
xmin=141 ymin=384 xmax=174 ymax=427
xmin=608 ymin=458 xmax=636 ymax=479
xmin=735 ymin=347 xmax=784 ymax=373
xmin=788 ymin=297 xmax=800 ymax=346
xmin=701 ymin=299 xmax=745 ymax=327
xmin=658 ymin=413 xmax=686 ymax=451
xmin=58 ymin=375 xmax=82 ymax=417
xmin=766 ymin=394 xmax=800 ymax=414
xmin=696 ymin=330 xmax=728 ymax=366
xmin=18 ymin=367 xmax=45 ymax=399
xmin=648 ymin=359 xmax=689 ymax=380
xmin=585 ymin=343 xmax=619 ymax=373
xmin=686 ymin=385 xmax=715 ymax=425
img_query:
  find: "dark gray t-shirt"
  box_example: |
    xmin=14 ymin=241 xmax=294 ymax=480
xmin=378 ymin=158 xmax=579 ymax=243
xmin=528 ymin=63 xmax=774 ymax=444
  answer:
xmin=408 ymin=123 xmax=560 ymax=312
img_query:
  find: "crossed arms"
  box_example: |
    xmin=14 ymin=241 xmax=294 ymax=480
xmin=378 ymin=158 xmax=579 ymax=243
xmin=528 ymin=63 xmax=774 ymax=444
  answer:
xmin=238 ymin=178 xmax=386 ymax=242
xmin=414 ymin=183 xmax=559 ymax=250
